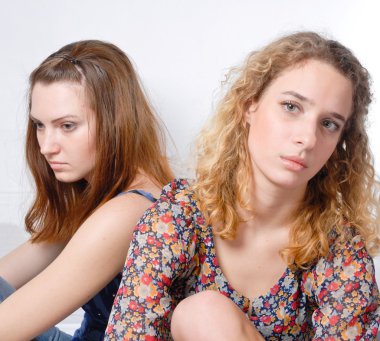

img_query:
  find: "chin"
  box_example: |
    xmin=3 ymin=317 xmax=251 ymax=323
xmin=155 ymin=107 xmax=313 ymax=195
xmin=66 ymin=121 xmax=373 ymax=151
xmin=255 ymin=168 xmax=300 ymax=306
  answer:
xmin=269 ymin=174 xmax=308 ymax=190
xmin=54 ymin=173 xmax=82 ymax=183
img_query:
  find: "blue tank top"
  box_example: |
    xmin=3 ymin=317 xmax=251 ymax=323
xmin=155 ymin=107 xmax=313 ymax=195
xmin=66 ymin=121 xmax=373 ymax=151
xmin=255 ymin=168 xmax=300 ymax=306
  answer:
xmin=72 ymin=189 xmax=156 ymax=340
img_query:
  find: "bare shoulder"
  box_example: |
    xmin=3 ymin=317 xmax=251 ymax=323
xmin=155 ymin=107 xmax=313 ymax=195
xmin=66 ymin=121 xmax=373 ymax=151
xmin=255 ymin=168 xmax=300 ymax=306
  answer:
xmin=54 ymin=178 xmax=164 ymax=285
xmin=94 ymin=189 xmax=156 ymax=226
xmin=71 ymin=177 xmax=163 ymax=246
xmin=93 ymin=177 xmax=162 ymax=225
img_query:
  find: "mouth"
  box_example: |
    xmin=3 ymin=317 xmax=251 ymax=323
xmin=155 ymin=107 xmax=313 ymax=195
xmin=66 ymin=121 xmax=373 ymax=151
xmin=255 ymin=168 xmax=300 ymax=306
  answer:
xmin=48 ymin=161 xmax=67 ymax=170
xmin=280 ymin=156 xmax=307 ymax=171
xmin=48 ymin=161 xmax=66 ymax=165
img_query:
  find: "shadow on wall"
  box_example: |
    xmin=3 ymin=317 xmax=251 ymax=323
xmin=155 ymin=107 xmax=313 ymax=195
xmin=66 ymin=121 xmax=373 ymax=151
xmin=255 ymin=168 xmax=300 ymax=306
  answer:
xmin=0 ymin=222 xmax=28 ymax=258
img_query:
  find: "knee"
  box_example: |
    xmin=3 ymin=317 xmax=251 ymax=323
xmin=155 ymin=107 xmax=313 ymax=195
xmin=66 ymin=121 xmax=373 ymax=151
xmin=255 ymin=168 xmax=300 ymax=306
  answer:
xmin=173 ymin=290 xmax=225 ymax=318
xmin=171 ymin=290 xmax=245 ymax=341
xmin=171 ymin=291 xmax=220 ymax=340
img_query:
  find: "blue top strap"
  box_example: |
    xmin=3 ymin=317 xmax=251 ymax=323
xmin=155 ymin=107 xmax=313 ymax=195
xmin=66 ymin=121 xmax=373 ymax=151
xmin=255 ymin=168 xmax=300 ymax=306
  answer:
xmin=118 ymin=189 xmax=156 ymax=203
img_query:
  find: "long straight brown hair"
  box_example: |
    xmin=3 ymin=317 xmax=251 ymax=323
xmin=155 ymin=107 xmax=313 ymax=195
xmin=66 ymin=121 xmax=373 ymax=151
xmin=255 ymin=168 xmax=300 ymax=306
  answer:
xmin=25 ymin=40 xmax=173 ymax=243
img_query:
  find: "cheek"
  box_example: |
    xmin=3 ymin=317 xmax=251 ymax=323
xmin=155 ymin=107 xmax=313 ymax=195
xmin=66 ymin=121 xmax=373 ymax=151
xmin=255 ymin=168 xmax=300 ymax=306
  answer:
xmin=70 ymin=132 xmax=96 ymax=163
xmin=35 ymin=132 xmax=44 ymax=151
xmin=36 ymin=133 xmax=41 ymax=147
xmin=316 ymin=140 xmax=338 ymax=166
xmin=87 ymin=137 xmax=97 ymax=164
xmin=251 ymin=117 xmax=284 ymax=149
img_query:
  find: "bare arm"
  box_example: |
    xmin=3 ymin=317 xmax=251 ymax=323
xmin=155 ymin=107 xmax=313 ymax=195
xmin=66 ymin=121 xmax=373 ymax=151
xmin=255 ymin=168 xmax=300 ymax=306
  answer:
xmin=0 ymin=240 xmax=65 ymax=289
xmin=0 ymin=193 xmax=153 ymax=341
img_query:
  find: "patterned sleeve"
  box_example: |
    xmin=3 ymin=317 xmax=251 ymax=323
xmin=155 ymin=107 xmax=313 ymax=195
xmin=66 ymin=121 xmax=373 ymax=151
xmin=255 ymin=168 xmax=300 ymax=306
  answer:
xmin=302 ymin=234 xmax=380 ymax=340
xmin=105 ymin=179 xmax=197 ymax=340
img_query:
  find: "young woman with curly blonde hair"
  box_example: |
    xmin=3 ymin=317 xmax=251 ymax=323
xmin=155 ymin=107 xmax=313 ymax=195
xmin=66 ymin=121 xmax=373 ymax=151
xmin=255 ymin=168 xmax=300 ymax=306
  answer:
xmin=106 ymin=31 xmax=380 ymax=340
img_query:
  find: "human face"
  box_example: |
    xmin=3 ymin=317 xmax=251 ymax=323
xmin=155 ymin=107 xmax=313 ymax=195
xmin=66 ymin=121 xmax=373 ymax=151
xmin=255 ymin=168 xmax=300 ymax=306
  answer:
xmin=245 ymin=59 xmax=353 ymax=194
xmin=30 ymin=81 xmax=96 ymax=183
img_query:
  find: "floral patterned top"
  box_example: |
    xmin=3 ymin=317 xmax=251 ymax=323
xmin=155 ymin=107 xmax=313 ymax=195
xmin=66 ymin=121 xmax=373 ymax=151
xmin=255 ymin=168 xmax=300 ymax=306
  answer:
xmin=105 ymin=179 xmax=380 ymax=340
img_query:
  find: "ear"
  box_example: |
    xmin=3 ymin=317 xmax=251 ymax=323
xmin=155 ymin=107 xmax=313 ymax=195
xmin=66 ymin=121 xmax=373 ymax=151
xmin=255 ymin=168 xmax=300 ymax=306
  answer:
xmin=245 ymin=102 xmax=258 ymax=124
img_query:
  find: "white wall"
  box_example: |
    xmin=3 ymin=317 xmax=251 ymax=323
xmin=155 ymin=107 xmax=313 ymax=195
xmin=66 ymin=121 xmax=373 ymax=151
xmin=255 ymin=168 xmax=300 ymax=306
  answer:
xmin=0 ymin=0 xmax=379 ymax=331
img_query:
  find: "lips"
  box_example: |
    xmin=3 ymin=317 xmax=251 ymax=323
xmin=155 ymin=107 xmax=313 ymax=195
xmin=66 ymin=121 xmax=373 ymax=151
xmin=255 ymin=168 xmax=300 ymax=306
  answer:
xmin=48 ymin=161 xmax=66 ymax=165
xmin=280 ymin=156 xmax=307 ymax=171
xmin=48 ymin=161 xmax=67 ymax=170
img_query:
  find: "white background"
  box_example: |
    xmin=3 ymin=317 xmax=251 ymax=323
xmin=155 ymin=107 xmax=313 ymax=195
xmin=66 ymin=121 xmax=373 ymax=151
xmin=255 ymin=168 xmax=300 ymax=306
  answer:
xmin=0 ymin=0 xmax=379 ymax=333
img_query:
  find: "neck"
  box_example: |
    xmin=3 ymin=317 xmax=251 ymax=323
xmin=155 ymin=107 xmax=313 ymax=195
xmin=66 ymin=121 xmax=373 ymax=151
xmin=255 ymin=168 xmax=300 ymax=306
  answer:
xmin=243 ymin=176 xmax=306 ymax=230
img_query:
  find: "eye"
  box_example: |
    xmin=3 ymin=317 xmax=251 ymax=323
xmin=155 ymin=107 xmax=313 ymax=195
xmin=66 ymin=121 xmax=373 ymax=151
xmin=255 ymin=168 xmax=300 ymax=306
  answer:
xmin=61 ymin=122 xmax=76 ymax=131
xmin=32 ymin=121 xmax=44 ymax=130
xmin=282 ymin=101 xmax=300 ymax=113
xmin=321 ymin=119 xmax=340 ymax=132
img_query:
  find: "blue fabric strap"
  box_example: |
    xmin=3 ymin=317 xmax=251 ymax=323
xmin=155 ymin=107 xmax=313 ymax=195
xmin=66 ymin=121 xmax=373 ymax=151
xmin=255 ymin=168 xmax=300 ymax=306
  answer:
xmin=118 ymin=189 xmax=156 ymax=203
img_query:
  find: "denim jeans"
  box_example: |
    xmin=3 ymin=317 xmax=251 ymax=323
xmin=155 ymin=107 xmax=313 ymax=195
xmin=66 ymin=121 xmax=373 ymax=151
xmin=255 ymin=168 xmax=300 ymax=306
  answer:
xmin=0 ymin=276 xmax=72 ymax=341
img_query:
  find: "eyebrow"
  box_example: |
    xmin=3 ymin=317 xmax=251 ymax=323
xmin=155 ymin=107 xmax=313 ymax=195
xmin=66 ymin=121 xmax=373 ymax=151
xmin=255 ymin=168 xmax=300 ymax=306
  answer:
xmin=282 ymin=91 xmax=347 ymax=123
xmin=29 ymin=114 xmax=79 ymax=124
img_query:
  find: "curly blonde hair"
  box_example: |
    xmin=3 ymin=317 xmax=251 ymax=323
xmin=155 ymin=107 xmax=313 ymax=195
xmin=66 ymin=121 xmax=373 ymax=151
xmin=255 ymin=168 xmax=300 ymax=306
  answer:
xmin=194 ymin=31 xmax=380 ymax=269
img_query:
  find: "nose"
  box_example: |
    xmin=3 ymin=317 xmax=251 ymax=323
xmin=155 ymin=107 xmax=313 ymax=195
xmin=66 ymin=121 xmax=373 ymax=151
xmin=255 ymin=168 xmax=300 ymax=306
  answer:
xmin=38 ymin=130 xmax=60 ymax=156
xmin=293 ymin=119 xmax=317 ymax=150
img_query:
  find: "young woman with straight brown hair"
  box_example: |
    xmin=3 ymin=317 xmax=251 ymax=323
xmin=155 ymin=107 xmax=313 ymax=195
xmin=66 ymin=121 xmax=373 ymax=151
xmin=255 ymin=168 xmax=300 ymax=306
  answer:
xmin=0 ymin=39 xmax=173 ymax=340
xmin=106 ymin=31 xmax=380 ymax=340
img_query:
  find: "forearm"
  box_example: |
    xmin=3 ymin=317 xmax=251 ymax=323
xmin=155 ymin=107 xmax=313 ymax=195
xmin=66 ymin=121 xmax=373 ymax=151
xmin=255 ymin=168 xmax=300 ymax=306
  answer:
xmin=0 ymin=265 xmax=79 ymax=340
xmin=0 ymin=240 xmax=64 ymax=289
xmin=0 ymin=284 xmax=72 ymax=341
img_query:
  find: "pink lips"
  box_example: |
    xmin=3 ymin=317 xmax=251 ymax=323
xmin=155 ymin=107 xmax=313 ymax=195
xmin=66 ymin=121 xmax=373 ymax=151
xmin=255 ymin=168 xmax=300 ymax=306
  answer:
xmin=280 ymin=156 xmax=307 ymax=171
xmin=48 ymin=161 xmax=67 ymax=170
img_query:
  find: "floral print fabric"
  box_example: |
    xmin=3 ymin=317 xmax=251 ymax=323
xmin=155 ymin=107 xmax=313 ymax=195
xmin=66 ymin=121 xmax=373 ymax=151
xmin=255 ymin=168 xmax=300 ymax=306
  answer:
xmin=105 ymin=179 xmax=380 ymax=340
